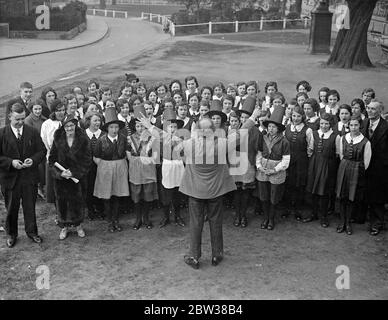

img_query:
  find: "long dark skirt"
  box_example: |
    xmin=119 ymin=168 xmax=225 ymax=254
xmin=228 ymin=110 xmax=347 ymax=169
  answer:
xmin=54 ymin=178 xmax=84 ymax=228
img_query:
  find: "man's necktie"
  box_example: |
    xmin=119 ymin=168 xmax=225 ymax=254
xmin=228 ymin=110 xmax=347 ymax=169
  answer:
xmin=317 ymin=133 xmax=324 ymax=153
xmin=369 ymin=125 xmax=374 ymax=138
xmin=341 ymin=124 xmax=346 ymax=136
xmin=16 ymin=129 xmax=21 ymax=140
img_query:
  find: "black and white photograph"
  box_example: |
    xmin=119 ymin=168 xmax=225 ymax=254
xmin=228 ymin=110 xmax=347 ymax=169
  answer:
xmin=0 ymin=0 xmax=387 ymax=303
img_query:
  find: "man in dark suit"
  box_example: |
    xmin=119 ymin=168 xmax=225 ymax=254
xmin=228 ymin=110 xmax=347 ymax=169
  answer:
xmin=362 ymin=101 xmax=388 ymax=236
xmin=0 ymin=103 xmax=46 ymax=247
xmin=5 ymin=82 xmax=33 ymax=126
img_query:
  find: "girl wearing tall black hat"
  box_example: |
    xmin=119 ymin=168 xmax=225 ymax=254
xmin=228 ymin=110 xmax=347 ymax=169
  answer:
xmin=256 ymin=106 xmax=290 ymax=231
xmin=127 ymin=105 xmax=159 ymax=230
xmin=49 ymin=114 xmax=92 ymax=240
xmin=93 ymin=107 xmax=130 ymax=233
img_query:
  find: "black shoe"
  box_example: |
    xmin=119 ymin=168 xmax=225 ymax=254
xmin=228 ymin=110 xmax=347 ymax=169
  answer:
xmin=281 ymin=211 xmax=290 ymax=219
xmin=133 ymin=220 xmax=142 ymax=230
xmin=233 ymin=216 xmax=241 ymax=227
xmin=345 ymin=224 xmax=353 ymax=235
xmin=302 ymin=215 xmax=318 ymax=223
xmin=175 ymin=216 xmax=185 ymax=227
xmin=240 ymin=216 xmax=247 ymax=228
xmin=370 ymin=227 xmax=380 ymax=236
xmin=145 ymin=222 xmax=153 ymax=229
xmin=159 ymin=217 xmax=170 ymax=228
xmin=337 ymin=224 xmax=345 ymax=233
xmin=114 ymin=222 xmax=122 ymax=232
xmin=29 ymin=235 xmax=42 ymax=244
xmin=184 ymin=255 xmax=199 ymax=269
xmin=261 ymin=219 xmax=269 ymax=229
xmin=108 ymin=223 xmax=116 ymax=233
xmin=267 ymin=220 xmax=275 ymax=230
xmin=321 ymin=218 xmax=329 ymax=228
xmin=294 ymin=211 xmax=302 ymax=221
xmin=6 ymin=236 xmax=17 ymax=248
xmin=211 ymin=256 xmax=223 ymax=266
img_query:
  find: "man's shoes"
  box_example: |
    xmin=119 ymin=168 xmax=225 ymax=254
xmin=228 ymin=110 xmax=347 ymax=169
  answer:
xmin=108 ymin=223 xmax=116 ymax=233
xmin=233 ymin=216 xmax=241 ymax=227
xmin=29 ymin=235 xmax=42 ymax=244
xmin=76 ymin=226 xmax=85 ymax=238
xmin=6 ymin=236 xmax=16 ymax=248
xmin=159 ymin=217 xmax=170 ymax=228
xmin=370 ymin=227 xmax=380 ymax=236
xmin=302 ymin=215 xmax=318 ymax=223
xmin=144 ymin=221 xmax=153 ymax=229
xmin=261 ymin=219 xmax=269 ymax=229
xmin=174 ymin=215 xmax=185 ymax=227
xmin=345 ymin=224 xmax=353 ymax=235
xmin=211 ymin=256 xmax=223 ymax=266
xmin=59 ymin=227 xmax=68 ymax=240
xmin=184 ymin=255 xmax=199 ymax=269
xmin=0 ymin=226 xmax=5 ymax=232
xmin=240 ymin=216 xmax=248 ymax=228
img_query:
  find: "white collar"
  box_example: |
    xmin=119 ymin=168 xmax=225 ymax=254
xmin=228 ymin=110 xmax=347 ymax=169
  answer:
xmin=317 ymin=128 xmax=333 ymax=139
xmin=86 ymin=128 xmax=102 ymax=139
xmin=345 ymin=132 xmax=364 ymax=144
xmin=118 ymin=113 xmax=132 ymax=122
xmin=290 ymin=122 xmax=305 ymax=131
xmin=11 ymin=125 xmax=23 ymax=138
xmin=369 ymin=117 xmax=380 ymax=129
xmin=306 ymin=115 xmax=319 ymax=122
xmin=107 ymin=135 xmax=118 ymax=143
xmin=325 ymin=105 xmax=339 ymax=115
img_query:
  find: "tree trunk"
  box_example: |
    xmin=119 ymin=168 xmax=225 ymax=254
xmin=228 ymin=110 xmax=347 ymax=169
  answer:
xmin=294 ymin=0 xmax=303 ymax=14
xmin=327 ymin=0 xmax=378 ymax=69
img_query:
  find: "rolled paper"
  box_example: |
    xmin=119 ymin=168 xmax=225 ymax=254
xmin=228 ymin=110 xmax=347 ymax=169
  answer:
xmin=54 ymin=162 xmax=79 ymax=184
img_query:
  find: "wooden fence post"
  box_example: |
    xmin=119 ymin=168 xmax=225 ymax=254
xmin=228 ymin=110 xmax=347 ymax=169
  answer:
xmin=209 ymin=21 xmax=212 ymax=34
xmin=113 ymin=11 xmax=116 ymax=18
xmin=283 ymin=18 xmax=287 ymax=29
xmin=260 ymin=16 xmax=264 ymax=30
xmin=105 ymin=9 xmax=107 ymax=17
xmin=235 ymin=20 xmax=238 ymax=32
xmin=93 ymin=9 xmax=96 ymax=16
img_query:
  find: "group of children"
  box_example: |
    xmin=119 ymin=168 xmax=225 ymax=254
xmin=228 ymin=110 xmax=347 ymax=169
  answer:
xmin=25 ymin=74 xmax=384 ymax=238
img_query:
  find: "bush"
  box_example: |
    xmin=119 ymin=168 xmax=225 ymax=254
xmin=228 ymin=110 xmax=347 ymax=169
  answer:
xmin=0 ymin=0 xmax=87 ymax=31
xmin=287 ymin=11 xmax=300 ymax=20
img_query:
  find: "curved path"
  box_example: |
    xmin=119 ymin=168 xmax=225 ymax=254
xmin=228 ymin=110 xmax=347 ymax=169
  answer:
xmin=0 ymin=17 xmax=169 ymax=101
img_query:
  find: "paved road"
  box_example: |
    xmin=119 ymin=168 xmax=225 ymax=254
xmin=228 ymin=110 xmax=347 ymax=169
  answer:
xmin=0 ymin=17 xmax=169 ymax=102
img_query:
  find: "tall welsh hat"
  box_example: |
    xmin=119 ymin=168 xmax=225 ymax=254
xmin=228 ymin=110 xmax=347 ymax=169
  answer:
xmin=102 ymin=107 xmax=124 ymax=131
xmin=207 ymin=100 xmax=227 ymax=124
xmin=163 ymin=108 xmax=184 ymax=129
xmin=236 ymin=96 xmax=256 ymax=117
xmin=262 ymin=105 xmax=286 ymax=132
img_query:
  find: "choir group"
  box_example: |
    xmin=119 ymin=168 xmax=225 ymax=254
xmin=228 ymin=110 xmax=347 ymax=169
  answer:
xmin=1 ymin=74 xmax=387 ymax=250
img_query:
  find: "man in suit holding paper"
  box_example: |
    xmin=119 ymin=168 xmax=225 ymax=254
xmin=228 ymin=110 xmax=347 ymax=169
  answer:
xmin=0 ymin=103 xmax=46 ymax=248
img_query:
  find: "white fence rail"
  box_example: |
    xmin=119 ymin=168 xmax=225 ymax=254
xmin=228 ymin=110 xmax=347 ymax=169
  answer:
xmin=141 ymin=12 xmax=310 ymax=37
xmin=86 ymin=8 xmax=129 ymax=19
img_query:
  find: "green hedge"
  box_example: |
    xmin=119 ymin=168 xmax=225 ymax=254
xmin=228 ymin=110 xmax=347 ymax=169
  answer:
xmin=0 ymin=1 xmax=87 ymax=31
